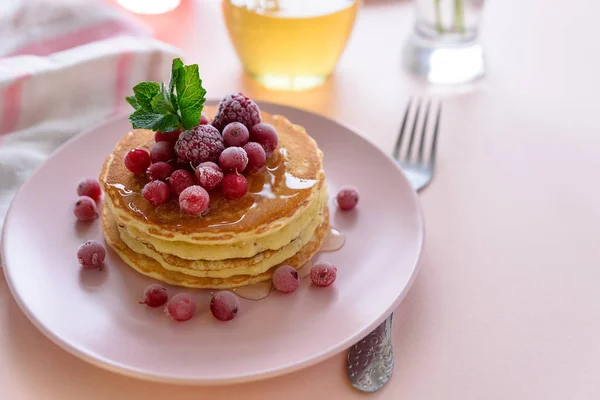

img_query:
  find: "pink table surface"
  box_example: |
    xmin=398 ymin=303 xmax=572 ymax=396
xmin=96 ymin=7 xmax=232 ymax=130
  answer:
xmin=3 ymin=0 xmax=600 ymax=398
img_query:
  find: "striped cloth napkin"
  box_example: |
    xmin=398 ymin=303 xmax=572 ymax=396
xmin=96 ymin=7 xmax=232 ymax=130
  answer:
xmin=0 ymin=0 xmax=182 ymax=238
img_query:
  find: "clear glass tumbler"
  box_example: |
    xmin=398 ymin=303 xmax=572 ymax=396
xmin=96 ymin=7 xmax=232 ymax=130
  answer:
xmin=222 ymin=0 xmax=359 ymax=91
xmin=404 ymin=0 xmax=486 ymax=85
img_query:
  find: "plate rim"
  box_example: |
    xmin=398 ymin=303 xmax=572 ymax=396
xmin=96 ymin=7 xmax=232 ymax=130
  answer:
xmin=1 ymin=100 xmax=425 ymax=384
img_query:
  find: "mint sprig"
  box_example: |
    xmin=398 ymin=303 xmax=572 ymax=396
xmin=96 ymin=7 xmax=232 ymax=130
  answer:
xmin=127 ymin=58 xmax=206 ymax=133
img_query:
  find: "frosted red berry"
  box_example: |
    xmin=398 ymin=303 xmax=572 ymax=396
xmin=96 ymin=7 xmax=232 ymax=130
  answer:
xmin=124 ymin=148 xmax=151 ymax=174
xmin=200 ymin=114 xmax=209 ymax=125
xmin=179 ymin=185 xmax=210 ymax=215
xmin=250 ymin=123 xmax=278 ymax=156
xmin=147 ymin=162 xmax=174 ymax=181
xmin=139 ymin=284 xmax=168 ymax=308
xmin=150 ymin=141 xmax=176 ymax=164
xmin=195 ymin=165 xmax=223 ymax=190
xmin=74 ymin=196 xmax=98 ymax=221
xmin=198 ymin=161 xmax=220 ymax=171
xmin=310 ymin=261 xmax=337 ymax=287
xmin=168 ymin=169 xmax=196 ymax=197
xmin=243 ymin=142 xmax=266 ymax=173
xmin=272 ymin=265 xmax=299 ymax=294
xmin=77 ymin=240 xmax=106 ymax=269
xmin=142 ymin=180 xmax=170 ymax=206
xmin=77 ymin=178 xmax=102 ymax=202
xmin=222 ymin=173 xmax=248 ymax=199
xmin=219 ymin=147 xmax=248 ymax=172
xmin=223 ymin=122 xmax=250 ymax=147
xmin=165 ymin=293 xmax=196 ymax=322
xmin=336 ymin=186 xmax=359 ymax=211
xmin=211 ymin=92 xmax=262 ymax=132
xmin=210 ymin=291 xmax=240 ymax=321
xmin=155 ymin=129 xmax=181 ymax=144
xmin=174 ymin=125 xmax=224 ymax=166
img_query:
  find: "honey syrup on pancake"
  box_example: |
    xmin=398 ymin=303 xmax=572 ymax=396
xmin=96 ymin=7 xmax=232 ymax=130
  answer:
xmin=106 ymin=146 xmax=318 ymax=231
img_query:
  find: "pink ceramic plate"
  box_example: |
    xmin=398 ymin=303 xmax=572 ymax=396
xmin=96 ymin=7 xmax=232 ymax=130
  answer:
xmin=1 ymin=101 xmax=423 ymax=384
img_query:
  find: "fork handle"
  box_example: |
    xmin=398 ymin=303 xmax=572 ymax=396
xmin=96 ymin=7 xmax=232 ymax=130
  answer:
xmin=346 ymin=314 xmax=394 ymax=392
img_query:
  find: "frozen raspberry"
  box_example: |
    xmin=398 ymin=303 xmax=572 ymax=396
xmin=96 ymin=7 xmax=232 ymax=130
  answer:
xmin=74 ymin=196 xmax=98 ymax=221
xmin=142 ymin=180 xmax=170 ymax=206
xmin=168 ymin=169 xmax=196 ymax=197
xmin=250 ymin=123 xmax=278 ymax=156
xmin=150 ymin=141 xmax=176 ymax=163
xmin=147 ymin=162 xmax=174 ymax=181
xmin=124 ymin=148 xmax=151 ymax=174
xmin=222 ymin=173 xmax=248 ymax=199
xmin=243 ymin=142 xmax=266 ymax=173
xmin=336 ymin=186 xmax=359 ymax=211
xmin=179 ymin=185 xmax=209 ymax=215
xmin=211 ymin=92 xmax=262 ymax=132
xmin=223 ymin=122 xmax=250 ymax=147
xmin=155 ymin=129 xmax=181 ymax=144
xmin=310 ymin=261 xmax=337 ymax=287
xmin=174 ymin=125 xmax=224 ymax=166
xmin=272 ymin=265 xmax=299 ymax=294
xmin=210 ymin=291 xmax=240 ymax=321
xmin=200 ymin=114 xmax=209 ymax=125
xmin=198 ymin=161 xmax=220 ymax=171
xmin=77 ymin=240 xmax=106 ymax=269
xmin=165 ymin=293 xmax=196 ymax=322
xmin=195 ymin=165 xmax=223 ymax=190
xmin=219 ymin=147 xmax=248 ymax=172
xmin=139 ymin=284 xmax=168 ymax=308
xmin=77 ymin=178 xmax=102 ymax=202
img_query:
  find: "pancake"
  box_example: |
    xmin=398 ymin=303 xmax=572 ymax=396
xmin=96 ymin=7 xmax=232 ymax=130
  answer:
xmin=115 ymin=203 xmax=327 ymax=278
xmin=122 ymin=186 xmax=328 ymax=261
xmin=100 ymin=106 xmax=325 ymax=245
xmin=102 ymin=205 xmax=329 ymax=289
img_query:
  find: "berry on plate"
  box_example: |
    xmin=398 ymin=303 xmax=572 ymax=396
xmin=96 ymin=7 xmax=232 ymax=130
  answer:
xmin=272 ymin=265 xmax=299 ymax=294
xmin=150 ymin=141 xmax=176 ymax=164
xmin=210 ymin=291 xmax=240 ymax=321
xmin=147 ymin=162 xmax=174 ymax=181
xmin=77 ymin=240 xmax=106 ymax=269
xmin=165 ymin=293 xmax=196 ymax=322
xmin=310 ymin=261 xmax=337 ymax=287
xmin=155 ymin=130 xmax=181 ymax=144
xmin=74 ymin=196 xmax=98 ymax=221
xmin=77 ymin=178 xmax=102 ymax=202
xmin=140 ymin=284 xmax=168 ymax=308
xmin=336 ymin=186 xmax=359 ymax=211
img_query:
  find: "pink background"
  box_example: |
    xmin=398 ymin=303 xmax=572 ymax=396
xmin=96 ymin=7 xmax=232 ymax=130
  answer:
xmin=2 ymin=0 xmax=600 ymax=398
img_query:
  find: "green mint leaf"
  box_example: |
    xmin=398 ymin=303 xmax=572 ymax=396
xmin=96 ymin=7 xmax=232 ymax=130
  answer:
xmin=129 ymin=109 xmax=181 ymax=132
xmin=126 ymin=96 xmax=140 ymax=110
xmin=150 ymin=81 xmax=175 ymax=115
xmin=175 ymin=64 xmax=206 ymax=130
xmin=132 ymin=82 xmax=160 ymax=111
xmin=169 ymin=58 xmax=184 ymax=112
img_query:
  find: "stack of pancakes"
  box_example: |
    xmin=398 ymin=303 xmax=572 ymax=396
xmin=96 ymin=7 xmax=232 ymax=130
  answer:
xmin=100 ymin=107 xmax=329 ymax=289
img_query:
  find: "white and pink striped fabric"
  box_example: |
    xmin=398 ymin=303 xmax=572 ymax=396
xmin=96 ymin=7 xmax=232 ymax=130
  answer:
xmin=0 ymin=0 xmax=182 ymax=236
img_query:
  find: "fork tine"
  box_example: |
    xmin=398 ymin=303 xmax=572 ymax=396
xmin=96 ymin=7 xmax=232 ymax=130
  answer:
xmin=405 ymin=98 xmax=422 ymax=162
xmin=416 ymin=100 xmax=431 ymax=164
xmin=393 ymin=98 xmax=413 ymax=160
xmin=429 ymin=102 xmax=442 ymax=166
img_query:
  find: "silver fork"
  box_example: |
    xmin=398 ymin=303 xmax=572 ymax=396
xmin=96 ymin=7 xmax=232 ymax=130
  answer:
xmin=346 ymin=98 xmax=442 ymax=393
